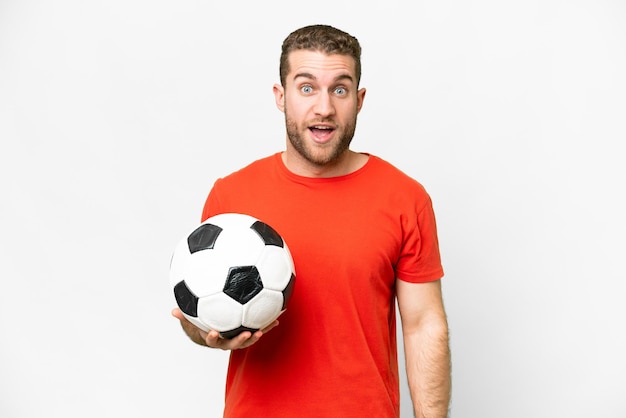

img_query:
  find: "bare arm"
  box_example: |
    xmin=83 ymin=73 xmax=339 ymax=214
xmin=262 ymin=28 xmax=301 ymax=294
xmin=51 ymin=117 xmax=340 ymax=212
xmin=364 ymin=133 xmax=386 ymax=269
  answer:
xmin=397 ymin=279 xmax=451 ymax=418
xmin=171 ymin=308 xmax=278 ymax=350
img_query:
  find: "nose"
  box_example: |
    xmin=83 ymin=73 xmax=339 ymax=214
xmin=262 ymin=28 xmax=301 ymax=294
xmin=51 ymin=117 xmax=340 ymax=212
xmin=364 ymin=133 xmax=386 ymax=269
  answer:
xmin=313 ymin=91 xmax=335 ymax=117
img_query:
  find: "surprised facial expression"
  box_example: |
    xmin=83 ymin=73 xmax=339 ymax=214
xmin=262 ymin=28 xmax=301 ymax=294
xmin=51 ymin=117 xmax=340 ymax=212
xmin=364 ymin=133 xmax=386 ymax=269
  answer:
xmin=274 ymin=50 xmax=366 ymax=168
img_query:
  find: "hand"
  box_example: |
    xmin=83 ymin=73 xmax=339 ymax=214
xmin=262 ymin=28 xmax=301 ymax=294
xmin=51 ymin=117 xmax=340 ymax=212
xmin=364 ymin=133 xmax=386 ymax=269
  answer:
xmin=171 ymin=308 xmax=278 ymax=350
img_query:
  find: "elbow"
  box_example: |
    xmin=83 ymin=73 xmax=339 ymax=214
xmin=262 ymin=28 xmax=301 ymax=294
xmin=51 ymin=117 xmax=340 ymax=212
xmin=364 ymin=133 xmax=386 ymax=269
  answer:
xmin=404 ymin=311 xmax=449 ymax=342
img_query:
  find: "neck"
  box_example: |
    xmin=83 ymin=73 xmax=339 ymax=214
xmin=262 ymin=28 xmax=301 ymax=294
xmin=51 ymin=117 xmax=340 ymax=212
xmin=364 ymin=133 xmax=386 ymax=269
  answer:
xmin=281 ymin=150 xmax=368 ymax=178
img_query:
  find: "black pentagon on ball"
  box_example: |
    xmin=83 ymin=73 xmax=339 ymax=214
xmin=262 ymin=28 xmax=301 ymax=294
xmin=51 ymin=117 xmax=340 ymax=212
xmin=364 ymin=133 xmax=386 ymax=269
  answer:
xmin=223 ymin=265 xmax=263 ymax=305
xmin=188 ymin=223 xmax=223 ymax=254
xmin=251 ymin=221 xmax=284 ymax=247
xmin=282 ymin=273 xmax=296 ymax=310
xmin=173 ymin=280 xmax=199 ymax=317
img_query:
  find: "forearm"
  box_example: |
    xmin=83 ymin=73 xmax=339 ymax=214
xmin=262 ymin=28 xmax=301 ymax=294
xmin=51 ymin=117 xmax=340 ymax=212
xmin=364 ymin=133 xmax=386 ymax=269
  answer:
xmin=179 ymin=319 xmax=208 ymax=346
xmin=404 ymin=316 xmax=451 ymax=418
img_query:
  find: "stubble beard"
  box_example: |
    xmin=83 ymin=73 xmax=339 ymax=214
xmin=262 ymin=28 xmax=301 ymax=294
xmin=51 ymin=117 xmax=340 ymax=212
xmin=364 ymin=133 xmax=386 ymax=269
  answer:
xmin=284 ymin=110 xmax=358 ymax=167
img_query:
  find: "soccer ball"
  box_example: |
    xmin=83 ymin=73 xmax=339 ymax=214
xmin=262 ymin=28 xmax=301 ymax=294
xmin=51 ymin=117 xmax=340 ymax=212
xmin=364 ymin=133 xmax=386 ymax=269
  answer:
xmin=169 ymin=213 xmax=296 ymax=339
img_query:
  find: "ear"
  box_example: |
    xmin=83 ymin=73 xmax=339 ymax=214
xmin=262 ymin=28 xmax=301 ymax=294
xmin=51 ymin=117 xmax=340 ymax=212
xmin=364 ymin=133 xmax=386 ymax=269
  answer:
xmin=273 ymin=84 xmax=285 ymax=112
xmin=356 ymin=87 xmax=366 ymax=113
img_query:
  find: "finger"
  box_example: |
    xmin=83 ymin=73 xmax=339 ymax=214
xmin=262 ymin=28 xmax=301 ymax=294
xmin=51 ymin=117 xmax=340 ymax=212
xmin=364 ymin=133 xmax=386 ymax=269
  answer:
xmin=213 ymin=330 xmax=258 ymax=350
xmin=261 ymin=320 xmax=279 ymax=333
xmin=204 ymin=330 xmax=223 ymax=348
xmin=239 ymin=330 xmax=263 ymax=349
xmin=205 ymin=330 xmax=250 ymax=350
xmin=223 ymin=322 xmax=278 ymax=349
xmin=226 ymin=331 xmax=256 ymax=349
xmin=171 ymin=308 xmax=184 ymax=320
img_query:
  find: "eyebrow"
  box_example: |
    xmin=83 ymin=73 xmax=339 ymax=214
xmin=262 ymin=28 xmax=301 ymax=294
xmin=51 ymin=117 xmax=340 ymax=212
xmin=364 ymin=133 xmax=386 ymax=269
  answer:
xmin=293 ymin=72 xmax=354 ymax=84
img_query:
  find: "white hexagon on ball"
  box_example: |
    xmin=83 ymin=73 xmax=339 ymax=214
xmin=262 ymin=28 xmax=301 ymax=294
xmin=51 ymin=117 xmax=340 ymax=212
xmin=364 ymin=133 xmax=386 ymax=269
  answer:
xmin=242 ymin=289 xmax=285 ymax=329
xmin=197 ymin=292 xmax=244 ymax=333
xmin=255 ymin=245 xmax=295 ymax=291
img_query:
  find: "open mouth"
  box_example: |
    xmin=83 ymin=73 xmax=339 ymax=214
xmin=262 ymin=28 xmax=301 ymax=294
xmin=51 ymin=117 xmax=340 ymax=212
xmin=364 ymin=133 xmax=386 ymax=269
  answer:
xmin=309 ymin=125 xmax=335 ymax=143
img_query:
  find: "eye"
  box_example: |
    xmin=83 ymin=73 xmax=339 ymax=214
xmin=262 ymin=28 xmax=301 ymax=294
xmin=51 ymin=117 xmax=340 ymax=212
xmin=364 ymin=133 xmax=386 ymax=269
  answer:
xmin=334 ymin=87 xmax=347 ymax=95
xmin=301 ymin=85 xmax=313 ymax=94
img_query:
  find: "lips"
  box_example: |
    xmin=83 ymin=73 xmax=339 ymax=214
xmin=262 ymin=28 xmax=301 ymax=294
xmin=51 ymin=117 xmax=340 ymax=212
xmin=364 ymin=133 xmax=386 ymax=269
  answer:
xmin=309 ymin=125 xmax=335 ymax=144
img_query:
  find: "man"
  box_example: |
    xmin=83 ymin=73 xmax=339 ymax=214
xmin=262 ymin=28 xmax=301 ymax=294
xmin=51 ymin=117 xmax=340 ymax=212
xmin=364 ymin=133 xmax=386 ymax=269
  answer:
xmin=172 ymin=24 xmax=451 ymax=417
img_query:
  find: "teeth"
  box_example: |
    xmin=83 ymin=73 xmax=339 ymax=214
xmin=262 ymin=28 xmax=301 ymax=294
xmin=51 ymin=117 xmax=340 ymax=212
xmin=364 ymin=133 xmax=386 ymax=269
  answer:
xmin=312 ymin=126 xmax=331 ymax=130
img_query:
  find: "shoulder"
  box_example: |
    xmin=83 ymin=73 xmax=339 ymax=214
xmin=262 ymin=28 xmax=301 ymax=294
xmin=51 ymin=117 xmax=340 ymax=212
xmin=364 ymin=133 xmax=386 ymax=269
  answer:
xmin=227 ymin=153 xmax=278 ymax=176
xmin=366 ymin=154 xmax=430 ymax=196
xmin=202 ymin=153 xmax=281 ymax=220
xmin=215 ymin=153 xmax=279 ymax=185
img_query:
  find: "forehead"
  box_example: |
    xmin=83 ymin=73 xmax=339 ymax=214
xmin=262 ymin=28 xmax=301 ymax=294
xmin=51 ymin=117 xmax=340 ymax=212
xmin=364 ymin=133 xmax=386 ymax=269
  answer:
xmin=286 ymin=50 xmax=357 ymax=82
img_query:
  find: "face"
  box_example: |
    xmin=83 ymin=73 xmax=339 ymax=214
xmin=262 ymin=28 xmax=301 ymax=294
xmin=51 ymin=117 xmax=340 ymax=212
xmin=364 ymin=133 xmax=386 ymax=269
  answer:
xmin=273 ymin=50 xmax=366 ymax=169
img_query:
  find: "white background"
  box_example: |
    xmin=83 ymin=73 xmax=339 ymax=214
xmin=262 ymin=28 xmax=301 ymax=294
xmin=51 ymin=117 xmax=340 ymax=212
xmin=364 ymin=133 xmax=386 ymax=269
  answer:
xmin=1 ymin=1 xmax=625 ymax=417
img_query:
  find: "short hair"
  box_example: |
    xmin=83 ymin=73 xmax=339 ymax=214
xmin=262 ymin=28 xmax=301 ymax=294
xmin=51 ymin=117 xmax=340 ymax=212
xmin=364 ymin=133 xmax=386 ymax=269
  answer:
xmin=279 ymin=24 xmax=362 ymax=87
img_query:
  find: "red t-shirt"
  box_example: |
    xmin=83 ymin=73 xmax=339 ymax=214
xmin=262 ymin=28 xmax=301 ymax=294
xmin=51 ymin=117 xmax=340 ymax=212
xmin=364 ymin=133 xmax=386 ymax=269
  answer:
xmin=202 ymin=153 xmax=443 ymax=418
